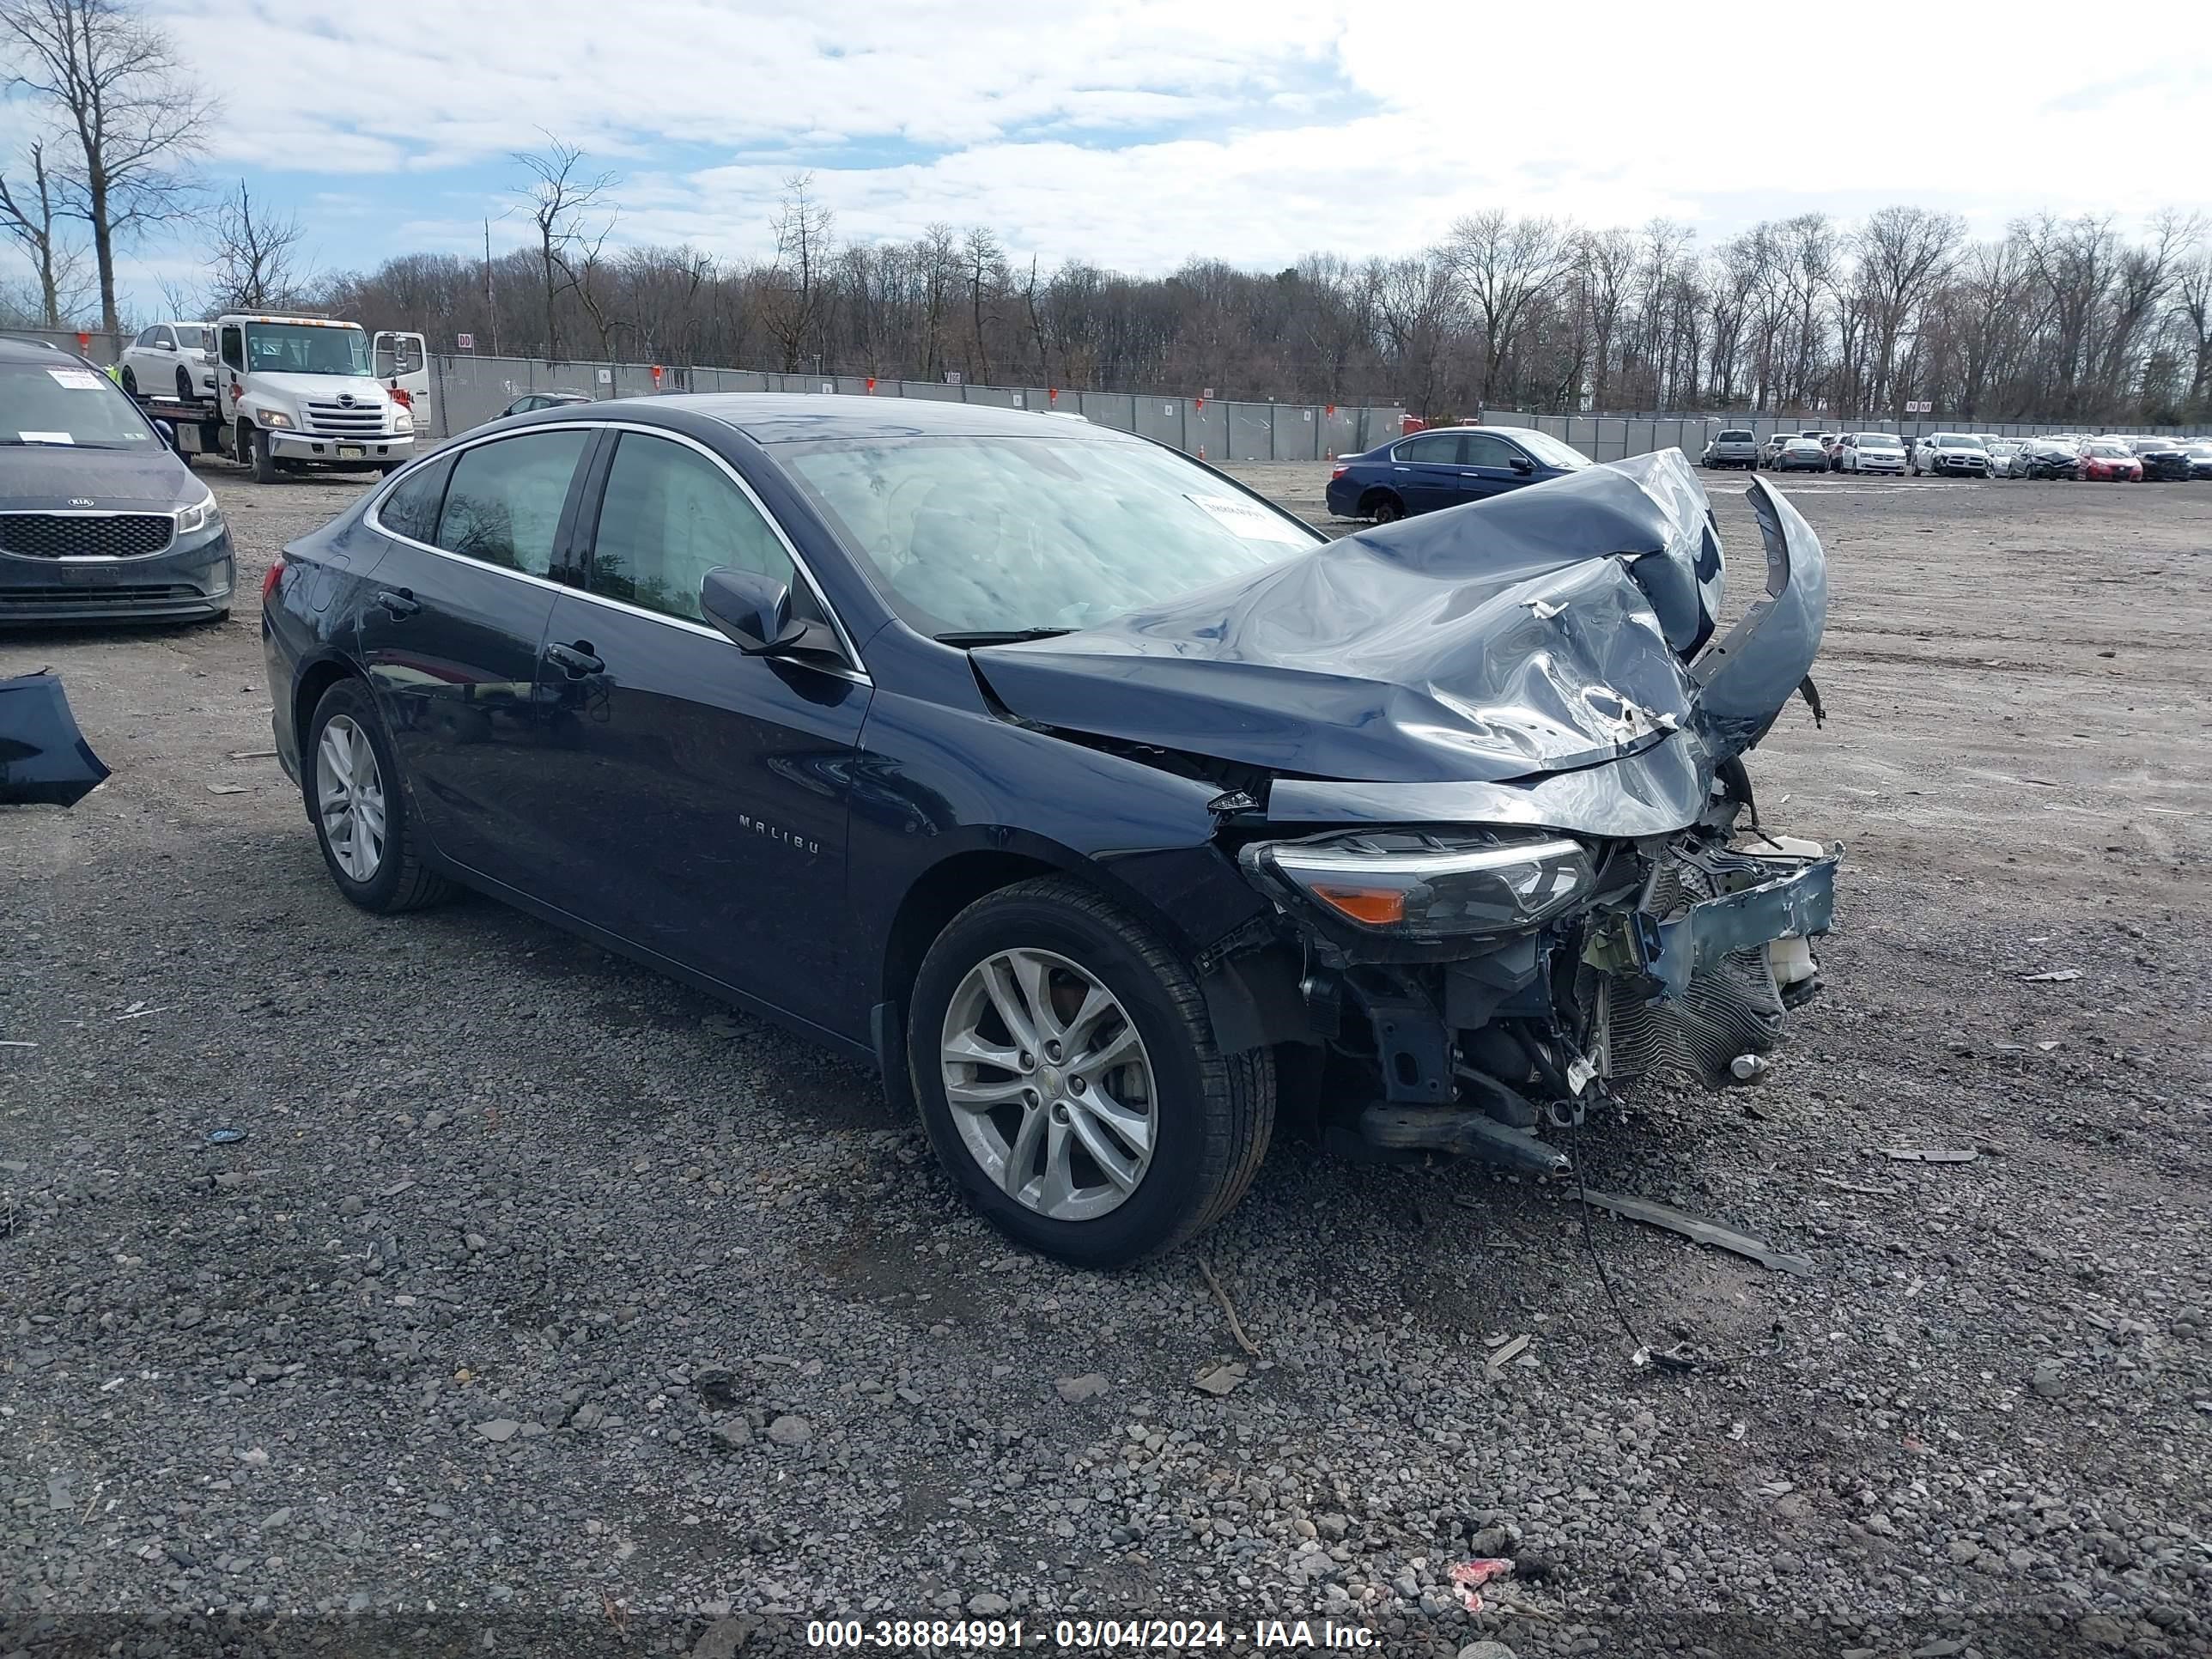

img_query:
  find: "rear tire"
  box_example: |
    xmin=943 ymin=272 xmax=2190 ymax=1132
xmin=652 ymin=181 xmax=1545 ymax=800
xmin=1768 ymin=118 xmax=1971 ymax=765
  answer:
xmin=120 ymin=365 xmax=138 ymax=398
xmin=249 ymin=425 xmax=279 ymax=484
xmin=906 ymin=878 xmax=1273 ymax=1267
xmin=175 ymin=365 xmax=194 ymax=403
xmin=1368 ymin=491 xmax=1406 ymax=524
xmin=304 ymin=678 xmax=451 ymax=915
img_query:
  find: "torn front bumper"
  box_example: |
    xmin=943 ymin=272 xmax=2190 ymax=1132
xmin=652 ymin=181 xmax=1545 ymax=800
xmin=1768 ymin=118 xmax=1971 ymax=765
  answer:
xmin=1635 ymin=842 xmax=1838 ymax=1002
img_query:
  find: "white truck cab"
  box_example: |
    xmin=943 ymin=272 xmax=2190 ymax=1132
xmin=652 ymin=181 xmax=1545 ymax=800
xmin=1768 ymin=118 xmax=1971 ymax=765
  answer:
xmin=209 ymin=313 xmax=418 ymax=481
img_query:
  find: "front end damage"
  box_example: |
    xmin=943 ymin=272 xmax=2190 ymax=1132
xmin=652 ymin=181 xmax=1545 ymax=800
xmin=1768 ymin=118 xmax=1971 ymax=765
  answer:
xmin=976 ymin=450 xmax=1838 ymax=1168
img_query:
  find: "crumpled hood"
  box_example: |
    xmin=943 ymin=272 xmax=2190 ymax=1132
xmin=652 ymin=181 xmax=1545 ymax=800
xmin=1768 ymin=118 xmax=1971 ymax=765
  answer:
xmin=973 ymin=450 xmax=1813 ymax=788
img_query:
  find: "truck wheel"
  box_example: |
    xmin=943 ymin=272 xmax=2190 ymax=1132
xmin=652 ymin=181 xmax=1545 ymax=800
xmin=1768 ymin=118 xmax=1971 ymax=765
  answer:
xmin=249 ymin=426 xmax=280 ymax=484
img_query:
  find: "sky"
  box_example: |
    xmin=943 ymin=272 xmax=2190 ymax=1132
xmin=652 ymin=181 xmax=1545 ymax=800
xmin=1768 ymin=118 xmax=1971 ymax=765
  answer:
xmin=10 ymin=0 xmax=2211 ymax=315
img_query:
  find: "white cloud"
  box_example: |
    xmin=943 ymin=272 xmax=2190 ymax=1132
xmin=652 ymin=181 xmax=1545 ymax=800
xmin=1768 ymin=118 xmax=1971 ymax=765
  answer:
xmin=109 ymin=0 xmax=2212 ymax=274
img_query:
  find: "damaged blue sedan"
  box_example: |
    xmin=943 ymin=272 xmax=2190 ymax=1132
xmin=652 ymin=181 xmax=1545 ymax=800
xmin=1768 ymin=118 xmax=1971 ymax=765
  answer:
xmin=261 ymin=396 xmax=1836 ymax=1267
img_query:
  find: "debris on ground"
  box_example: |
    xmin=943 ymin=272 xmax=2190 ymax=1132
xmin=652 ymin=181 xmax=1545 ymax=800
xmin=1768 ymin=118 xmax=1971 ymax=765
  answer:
xmin=1449 ymin=1556 xmax=1516 ymax=1612
xmin=1578 ymin=1189 xmax=1815 ymax=1276
xmin=205 ymin=1127 xmax=246 ymax=1146
xmin=1054 ymin=1373 xmax=1109 ymax=1403
xmin=205 ymin=781 xmax=247 ymax=795
xmin=2020 ymin=969 xmax=2082 ymax=982
xmin=1199 ymin=1257 xmax=1261 ymax=1357
xmin=1193 ymin=1360 xmax=1248 ymax=1396
xmin=1485 ymin=1334 xmax=1530 ymax=1376
xmin=1880 ymin=1147 xmax=1978 ymax=1164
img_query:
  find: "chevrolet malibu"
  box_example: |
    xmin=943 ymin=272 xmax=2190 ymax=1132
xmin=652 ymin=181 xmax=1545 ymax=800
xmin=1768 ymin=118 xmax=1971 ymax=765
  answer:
xmin=0 ymin=338 xmax=235 ymax=624
xmin=262 ymin=398 xmax=1838 ymax=1267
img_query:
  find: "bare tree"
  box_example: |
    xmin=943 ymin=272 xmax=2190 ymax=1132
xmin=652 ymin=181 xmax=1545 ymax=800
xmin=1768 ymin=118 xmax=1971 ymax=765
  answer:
xmin=0 ymin=136 xmax=85 ymax=323
xmin=962 ymin=225 xmax=1002 ymax=384
xmin=0 ymin=0 xmax=212 ymax=332
xmin=1445 ymin=210 xmax=1571 ymax=404
xmin=1850 ymin=205 xmax=1963 ymax=412
xmin=760 ymin=172 xmax=834 ymax=374
xmin=208 ymin=178 xmax=306 ymax=312
xmin=510 ymin=133 xmax=618 ymax=359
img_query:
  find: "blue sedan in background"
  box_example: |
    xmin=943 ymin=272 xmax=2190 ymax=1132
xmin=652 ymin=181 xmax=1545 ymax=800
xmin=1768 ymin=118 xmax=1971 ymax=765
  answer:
xmin=1326 ymin=425 xmax=1593 ymax=522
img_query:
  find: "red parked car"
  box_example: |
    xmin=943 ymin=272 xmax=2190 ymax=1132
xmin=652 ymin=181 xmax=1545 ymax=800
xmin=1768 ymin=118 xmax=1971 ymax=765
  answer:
xmin=2077 ymin=438 xmax=2143 ymax=482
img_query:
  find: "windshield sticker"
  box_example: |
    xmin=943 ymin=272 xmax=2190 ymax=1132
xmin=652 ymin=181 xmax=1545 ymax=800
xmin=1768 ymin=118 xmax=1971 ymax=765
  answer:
xmin=46 ymin=368 xmax=106 ymax=390
xmin=1186 ymin=493 xmax=1310 ymax=544
xmin=19 ymin=431 xmax=75 ymax=444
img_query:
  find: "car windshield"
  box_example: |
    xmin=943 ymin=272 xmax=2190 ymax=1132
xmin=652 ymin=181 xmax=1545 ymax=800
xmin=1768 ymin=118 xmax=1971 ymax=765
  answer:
xmin=175 ymin=325 xmax=210 ymax=351
xmin=1506 ymin=429 xmax=1589 ymax=470
xmin=1990 ymin=441 xmax=2021 ymax=452
xmin=0 ymin=360 xmax=158 ymax=449
xmin=779 ymin=434 xmax=1325 ymax=637
xmin=1930 ymin=434 xmax=1983 ymax=448
xmin=2085 ymin=441 xmax=2129 ymax=457
xmin=243 ymin=323 xmax=372 ymax=376
xmin=1857 ymin=434 xmax=1902 ymax=449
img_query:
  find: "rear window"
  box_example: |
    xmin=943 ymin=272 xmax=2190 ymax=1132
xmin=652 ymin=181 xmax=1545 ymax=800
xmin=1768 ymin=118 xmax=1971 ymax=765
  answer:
xmin=1717 ymin=429 xmax=1753 ymax=441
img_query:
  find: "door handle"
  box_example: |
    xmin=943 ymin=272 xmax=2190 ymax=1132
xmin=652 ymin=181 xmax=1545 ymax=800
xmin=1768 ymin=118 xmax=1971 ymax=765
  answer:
xmin=545 ymin=640 xmax=603 ymax=677
xmin=374 ymin=588 xmax=419 ymax=618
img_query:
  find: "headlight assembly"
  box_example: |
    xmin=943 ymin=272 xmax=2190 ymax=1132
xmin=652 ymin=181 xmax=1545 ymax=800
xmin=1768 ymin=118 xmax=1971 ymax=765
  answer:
xmin=391 ymin=409 xmax=413 ymax=433
xmin=256 ymin=410 xmax=294 ymax=430
xmin=1243 ymin=830 xmax=1595 ymax=939
xmin=175 ymin=488 xmax=224 ymax=538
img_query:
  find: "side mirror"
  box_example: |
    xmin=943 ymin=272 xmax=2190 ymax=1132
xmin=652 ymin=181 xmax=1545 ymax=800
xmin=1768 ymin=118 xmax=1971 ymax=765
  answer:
xmin=154 ymin=419 xmax=176 ymax=448
xmin=701 ymin=566 xmax=805 ymax=655
xmin=1510 ymin=455 xmax=1534 ymax=474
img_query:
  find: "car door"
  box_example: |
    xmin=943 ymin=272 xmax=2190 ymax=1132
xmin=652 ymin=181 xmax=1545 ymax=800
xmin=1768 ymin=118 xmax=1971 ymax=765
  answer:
xmin=356 ymin=426 xmax=597 ymax=890
xmin=522 ymin=427 xmax=874 ymax=1030
xmin=1388 ymin=433 xmax=1464 ymax=514
xmin=1458 ymin=432 xmax=1538 ymax=501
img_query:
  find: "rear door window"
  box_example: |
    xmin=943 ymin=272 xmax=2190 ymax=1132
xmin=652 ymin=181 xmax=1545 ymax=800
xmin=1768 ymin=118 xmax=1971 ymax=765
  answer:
xmin=1462 ymin=434 xmax=1520 ymax=469
xmin=1395 ymin=433 xmax=1462 ymax=464
xmin=434 ymin=430 xmax=592 ymax=578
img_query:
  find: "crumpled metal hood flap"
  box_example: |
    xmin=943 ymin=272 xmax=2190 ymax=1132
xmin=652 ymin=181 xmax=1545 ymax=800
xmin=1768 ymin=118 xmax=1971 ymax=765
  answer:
xmin=972 ymin=451 xmax=1809 ymax=793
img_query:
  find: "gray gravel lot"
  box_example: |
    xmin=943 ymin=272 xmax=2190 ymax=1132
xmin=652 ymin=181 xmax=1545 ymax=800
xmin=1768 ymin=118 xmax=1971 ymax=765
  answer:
xmin=3 ymin=459 xmax=2210 ymax=1658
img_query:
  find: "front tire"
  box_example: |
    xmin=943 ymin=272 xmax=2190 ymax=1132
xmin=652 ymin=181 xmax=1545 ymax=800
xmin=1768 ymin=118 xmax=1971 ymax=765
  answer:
xmin=907 ymin=878 xmax=1273 ymax=1267
xmin=176 ymin=365 xmax=195 ymax=403
xmin=249 ymin=425 xmax=280 ymax=483
xmin=120 ymin=365 xmax=138 ymax=398
xmin=305 ymin=678 xmax=451 ymax=914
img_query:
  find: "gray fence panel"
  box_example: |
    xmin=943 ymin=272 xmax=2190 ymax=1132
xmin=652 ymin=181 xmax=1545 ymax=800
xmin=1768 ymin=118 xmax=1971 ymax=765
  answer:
xmin=1079 ymin=391 xmax=1137 ymax=432
xmin=1322 ymin=409 xmax=1362 ymax=456
xmin=1226 ymin=403 xmax=1271 ymax=462
xmin=900 ymin=380 xmax=963 ymax=402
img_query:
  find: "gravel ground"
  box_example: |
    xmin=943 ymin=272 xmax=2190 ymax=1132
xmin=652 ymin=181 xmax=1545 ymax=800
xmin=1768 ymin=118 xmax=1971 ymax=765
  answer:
xmin=3 ymin=459 xmax=2209 ymax=1659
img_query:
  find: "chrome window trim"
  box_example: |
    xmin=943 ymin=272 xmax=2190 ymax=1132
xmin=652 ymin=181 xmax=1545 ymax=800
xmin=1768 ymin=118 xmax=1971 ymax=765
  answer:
xmin=363 ymin=420 xmax=872 ymax=684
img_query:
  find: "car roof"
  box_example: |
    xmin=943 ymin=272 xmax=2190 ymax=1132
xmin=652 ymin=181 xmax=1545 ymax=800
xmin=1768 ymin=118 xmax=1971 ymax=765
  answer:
xmin=582 ymin=392 xmax=1139 ymax=446
xmin=0 ymin=335 xmax=78 ymax=365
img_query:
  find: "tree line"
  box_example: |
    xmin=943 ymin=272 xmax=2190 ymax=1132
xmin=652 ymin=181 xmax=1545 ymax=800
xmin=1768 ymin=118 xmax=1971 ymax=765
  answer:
xmin=319 ymin=187 xmax=2212 ymax=424
xmin=2 ymin=1 xmax=2205 ymax=423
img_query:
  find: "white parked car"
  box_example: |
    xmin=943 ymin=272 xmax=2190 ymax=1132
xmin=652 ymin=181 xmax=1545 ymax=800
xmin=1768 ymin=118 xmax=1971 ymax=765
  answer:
xmin=1911 ymin=432 xmax=1990 ymax=477
xmin=1842 ymin=432 xmax=1907 ymax=474
xmin=118 ymin=320 xmax=216 ymax=404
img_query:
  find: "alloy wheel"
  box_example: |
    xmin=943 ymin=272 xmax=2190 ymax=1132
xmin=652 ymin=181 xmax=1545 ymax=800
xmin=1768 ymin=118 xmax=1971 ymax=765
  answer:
xmin=316 ymin=714 xmax=387 ymax=883
xmin=939 ymin=947 xmax=1158 ymax=1222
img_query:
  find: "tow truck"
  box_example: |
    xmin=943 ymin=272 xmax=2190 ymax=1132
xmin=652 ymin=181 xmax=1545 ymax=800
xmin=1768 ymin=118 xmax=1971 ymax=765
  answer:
xmin=137 ymin=313 xmax=429 ymax=483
